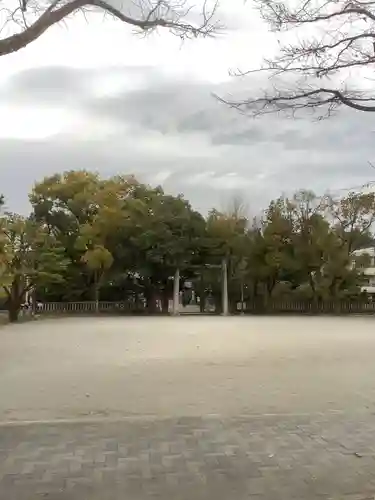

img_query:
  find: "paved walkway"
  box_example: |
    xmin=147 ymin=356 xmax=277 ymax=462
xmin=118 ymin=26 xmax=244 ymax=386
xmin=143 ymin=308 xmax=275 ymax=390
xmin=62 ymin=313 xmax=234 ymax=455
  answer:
xmin=3 ymin=413 xmax=375 ymax=499
xmin=1 ymin=316 xmax=375 ymax=499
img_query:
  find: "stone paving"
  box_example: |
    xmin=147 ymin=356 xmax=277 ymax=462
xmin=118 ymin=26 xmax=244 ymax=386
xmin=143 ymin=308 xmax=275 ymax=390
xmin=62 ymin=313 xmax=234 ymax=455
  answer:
xmin=2 ymin=316 xmax=375 ymax=499
xmin=2 ymin=413 xmax=375 ymax=499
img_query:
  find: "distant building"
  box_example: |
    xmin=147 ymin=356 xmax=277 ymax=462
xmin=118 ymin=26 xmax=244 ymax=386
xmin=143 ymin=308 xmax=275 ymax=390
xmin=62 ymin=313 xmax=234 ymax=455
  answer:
xmin=351 ymin=246 xmax=375 ymax=294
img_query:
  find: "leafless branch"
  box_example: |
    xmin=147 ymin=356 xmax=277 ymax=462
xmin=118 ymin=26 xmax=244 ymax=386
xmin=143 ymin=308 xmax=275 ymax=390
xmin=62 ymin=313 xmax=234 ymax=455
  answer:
xmin=0 ymin=0 xmax=222 ymax=56
xmin=216 ymin=85 xmax=375 ymax=120
xmin=220 ymin=0 xmax=375 ymax=118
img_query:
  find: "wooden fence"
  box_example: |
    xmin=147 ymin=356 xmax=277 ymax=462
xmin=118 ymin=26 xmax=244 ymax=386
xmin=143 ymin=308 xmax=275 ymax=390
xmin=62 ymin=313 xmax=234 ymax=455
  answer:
xmin=241 ymin=299 xmax=375 ymax=315
xmin=36 ymin=299 xmax=375 ymax=316
xmin=40 ymin=301 xmax=146 ymax=314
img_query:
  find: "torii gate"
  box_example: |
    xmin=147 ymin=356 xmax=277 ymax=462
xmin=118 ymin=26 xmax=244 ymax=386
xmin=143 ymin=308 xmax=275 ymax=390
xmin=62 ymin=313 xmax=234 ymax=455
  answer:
xmin=171 ymin=259 xmax=229 ymax=316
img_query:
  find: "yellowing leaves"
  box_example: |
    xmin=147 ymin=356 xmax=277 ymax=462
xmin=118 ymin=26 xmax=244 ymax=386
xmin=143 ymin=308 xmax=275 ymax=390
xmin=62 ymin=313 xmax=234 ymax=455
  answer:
xmin=81 ymin=246 xmax=113 ymax=271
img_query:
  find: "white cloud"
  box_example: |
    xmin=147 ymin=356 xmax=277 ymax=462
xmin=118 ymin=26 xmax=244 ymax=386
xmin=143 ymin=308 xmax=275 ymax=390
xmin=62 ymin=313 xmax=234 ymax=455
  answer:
xmin=0 ymin=105 xmax=73 ymax=139
xmin=0 ymin=1 xmax=271 ymax=79
xmin=0 ymin=0 xmax=373 ymax=215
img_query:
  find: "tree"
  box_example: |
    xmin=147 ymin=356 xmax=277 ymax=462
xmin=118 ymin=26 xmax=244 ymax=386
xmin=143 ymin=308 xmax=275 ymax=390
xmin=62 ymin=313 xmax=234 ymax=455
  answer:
xmin=0 ymin=213 xmax=68 ymax=321
xmin=0 ymin=0 xmax=220 ymax=57
xmin=244 ymin=191 xmax=369 ymax=304
xmin=22 ymin=170 xmax=375 ymax=314
xmin=251 ymin=200 xmax=295 ymax=303
xmin=30 ymin=170 xmax=208 ymax=312
xmin=204 ymin=207 xmax=249 ymax=312
xmin=270 ymin=191 xmax=329 ymax=300
xmin=325 ymin=192 xmax=375 ymax=253
xmin=316 ymin=192 xmax=375 ymax=298
xmin=73 ymin=176 xmax=147 ymax=309
xmin=30 ymin=170 xmax=146 ymax=302
xmin=30 ymin=170 xmax=109 ymax=300
xmin=127 ymin=189 xmax=206 ymax=313
xmin=221 ymin=0 xmax=375 ymax=118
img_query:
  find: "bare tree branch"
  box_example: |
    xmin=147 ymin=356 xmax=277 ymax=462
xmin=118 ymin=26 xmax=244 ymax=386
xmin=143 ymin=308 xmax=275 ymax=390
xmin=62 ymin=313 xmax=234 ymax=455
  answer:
xmin=219 ymin=0 xmax=375 ymax=118
xmin=0 ymin=0 xmax=222 ymax=56
xmin=216 ymin=86 xmax=375 ymax=119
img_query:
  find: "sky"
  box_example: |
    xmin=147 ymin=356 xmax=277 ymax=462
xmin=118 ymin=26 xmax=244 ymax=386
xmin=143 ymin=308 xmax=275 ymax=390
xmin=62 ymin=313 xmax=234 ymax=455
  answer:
xmin=0 ymin=0 xmax=375 ymax=216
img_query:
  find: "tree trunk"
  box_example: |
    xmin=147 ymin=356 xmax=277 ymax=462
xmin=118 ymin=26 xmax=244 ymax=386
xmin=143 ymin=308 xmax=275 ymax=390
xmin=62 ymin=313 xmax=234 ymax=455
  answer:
xmin=308 ymin=273 xmax=319 ymax=313
xmin=145 ymin=286 xmax=158 ymax=314
xmin=240 ymin=280 xmax=245 ymax=315
xmin=199 ymin=293 xmax=206 ymax=313
xmin=161 ymin=287 xmax=169 ymax=314
xmin=198 ymin=274 xmax=206 ymax=313
xmin=214 ymin=293 xmax=222 ymax=314
xmin=94 ymin=283 xmax=100 ymax=314
xmin=172 ymin=268 xmax=180 ymax=315
xmin=91 ymin=270 xmax=104 ymax=314
xmin=31 ymin=288 xmax=37 ymax=315
xmin=5 ymin=279 xmax=24 ymax=323
xmin=8 ymin=300 xmax=20 ymax=322
xmin=228 ymin=296 xmax=237 ymax=314
xmin=264 ymin=277 xmax=276 ymax=312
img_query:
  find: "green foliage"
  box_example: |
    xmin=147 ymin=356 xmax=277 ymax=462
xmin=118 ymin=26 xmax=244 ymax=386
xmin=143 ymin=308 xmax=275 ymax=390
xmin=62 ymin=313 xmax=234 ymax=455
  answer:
xmin=0 ymin=172 xmax=371 ymax=319
xmin=0 ymin=212 xmax=68 ymax=321
xmin=30 ymin=171 xmax=145 ymax=301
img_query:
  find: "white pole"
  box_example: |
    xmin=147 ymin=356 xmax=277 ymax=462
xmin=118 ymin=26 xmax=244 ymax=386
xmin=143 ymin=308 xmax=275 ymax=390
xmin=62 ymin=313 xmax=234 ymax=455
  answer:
xmin=222 ymin=258 xmax=229 ymax=316
xmin=172 ymin=268 xmax=180 ymax=315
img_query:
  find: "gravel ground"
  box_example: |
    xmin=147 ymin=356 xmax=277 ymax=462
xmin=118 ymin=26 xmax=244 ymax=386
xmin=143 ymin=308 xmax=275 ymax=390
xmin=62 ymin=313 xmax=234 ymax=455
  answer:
xmin=3 ymin=315 xmax=375 ymax=499
xmin=1 ymin=315 xmax=375 ymax=422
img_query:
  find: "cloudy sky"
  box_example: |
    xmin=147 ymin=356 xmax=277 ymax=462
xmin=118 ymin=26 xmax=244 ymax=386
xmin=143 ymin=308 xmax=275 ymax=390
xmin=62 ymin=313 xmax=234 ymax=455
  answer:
xmin=0 ymin=0 xmax=374 ymax=216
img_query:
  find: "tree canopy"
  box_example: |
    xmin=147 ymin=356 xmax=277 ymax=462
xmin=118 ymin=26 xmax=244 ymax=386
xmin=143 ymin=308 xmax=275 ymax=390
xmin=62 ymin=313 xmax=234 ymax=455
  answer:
xmin=0 ymin=169 xmax=374 ymax=320
xmin=0 ymin=212 xmax=68 ymax=321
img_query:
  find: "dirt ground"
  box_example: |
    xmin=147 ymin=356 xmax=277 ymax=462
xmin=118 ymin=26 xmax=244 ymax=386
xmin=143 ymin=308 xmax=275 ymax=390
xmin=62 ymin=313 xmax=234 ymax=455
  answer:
xmin=4 ymin=316 xmax=375 ymax=499
xmin=1 ymin=315 xmax=375 ymax=422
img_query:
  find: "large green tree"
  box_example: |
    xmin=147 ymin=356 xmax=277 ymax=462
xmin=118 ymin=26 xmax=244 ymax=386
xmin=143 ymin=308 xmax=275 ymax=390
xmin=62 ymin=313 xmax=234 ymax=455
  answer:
xmin=0 ymin=213 xmax=68 ymax=321
xmin=30 ymin=170 xmax=207 ymax=313
xmin=204 ymin=206 xmax=250 ymax=312
xmin=126 ymin=189 xmax=206 ymax=313
xmin=30 ymin=170 xmax=146 ymax=302
xmin=243 ymin=190 xmax=373 ymax=305
xmin=24 ymin=170 xmax=375 ymax=314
